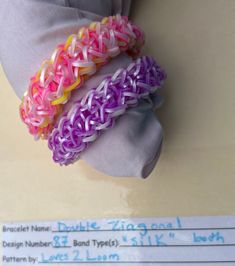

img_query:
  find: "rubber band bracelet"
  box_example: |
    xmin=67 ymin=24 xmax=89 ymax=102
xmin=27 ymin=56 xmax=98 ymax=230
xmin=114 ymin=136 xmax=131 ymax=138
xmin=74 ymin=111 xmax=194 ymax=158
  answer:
xmin=20 ymin=15 xmax=144 ymax=140
xmin=48 ymin=56 xmax=167 ymax=165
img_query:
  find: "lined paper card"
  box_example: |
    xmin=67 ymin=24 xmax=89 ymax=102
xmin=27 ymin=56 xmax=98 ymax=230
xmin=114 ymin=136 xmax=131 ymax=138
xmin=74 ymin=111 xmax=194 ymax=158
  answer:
xmin=1 ymin=215 xmax=235 ymax=265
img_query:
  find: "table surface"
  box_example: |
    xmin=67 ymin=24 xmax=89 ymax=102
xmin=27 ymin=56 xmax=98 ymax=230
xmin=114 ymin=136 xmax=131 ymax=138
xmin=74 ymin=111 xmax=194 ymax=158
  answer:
xmin=0 ymin=0 xmax=235 ymax=222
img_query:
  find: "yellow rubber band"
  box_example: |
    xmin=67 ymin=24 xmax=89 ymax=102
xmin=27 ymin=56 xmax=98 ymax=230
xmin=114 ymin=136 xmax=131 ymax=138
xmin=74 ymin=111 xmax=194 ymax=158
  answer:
xmin=89 ymin=22 xmax=97 ymax=30
xmin=39 ymin=117 xmax=49 ymax=128
xmin=64 ymin=34 xmax=76 ymax=50
xmin=64 ymin=76 xmax=82 ymax=92
xmin=78 ymin=27 xmax=85 ymax=39
xmin=51 ymin=91 xmax=70 ymax=105
xmin=51 ymin=77 xmax=81 ymax=105
xmin=101 ymin=17 xmax=109 ymax=24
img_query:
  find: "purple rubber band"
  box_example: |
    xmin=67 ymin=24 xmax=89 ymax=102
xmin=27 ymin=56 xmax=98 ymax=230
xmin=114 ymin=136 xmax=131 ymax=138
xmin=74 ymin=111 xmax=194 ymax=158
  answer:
xmin=48 ymin=56 xmax=167 ymax=165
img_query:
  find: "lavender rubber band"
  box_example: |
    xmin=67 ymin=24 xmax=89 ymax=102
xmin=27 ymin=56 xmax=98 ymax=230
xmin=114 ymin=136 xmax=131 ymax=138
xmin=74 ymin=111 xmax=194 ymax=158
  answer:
xmin=48 ymin=56 xmax=167 ymax=165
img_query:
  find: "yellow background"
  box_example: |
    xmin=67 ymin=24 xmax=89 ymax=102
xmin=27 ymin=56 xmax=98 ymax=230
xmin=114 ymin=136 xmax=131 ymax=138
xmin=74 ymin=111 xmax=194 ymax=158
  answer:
xmin=0 ymin=0 xmax=235 ymax=222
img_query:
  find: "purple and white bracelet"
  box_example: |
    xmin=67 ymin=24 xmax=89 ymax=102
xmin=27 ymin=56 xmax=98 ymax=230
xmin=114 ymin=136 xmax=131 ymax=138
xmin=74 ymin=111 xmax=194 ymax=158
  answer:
xmin=48 ymin=56 xmax=166 ymax=165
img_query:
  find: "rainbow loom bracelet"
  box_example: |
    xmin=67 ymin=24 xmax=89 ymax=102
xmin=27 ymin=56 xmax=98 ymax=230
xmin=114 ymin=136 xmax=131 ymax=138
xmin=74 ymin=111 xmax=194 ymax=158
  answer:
xmin=20 ymin=15 xmax=144 ymax=140
xmin=48 ymin=56 xmax=167 ymax=165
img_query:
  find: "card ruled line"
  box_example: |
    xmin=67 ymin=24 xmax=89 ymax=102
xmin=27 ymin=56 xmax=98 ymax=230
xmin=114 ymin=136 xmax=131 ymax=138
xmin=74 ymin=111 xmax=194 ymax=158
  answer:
xmin=51 ymin=244 xmax=235 ymax=248
xmin=51 ymin=227 xmax=235 ymax=233
xmin=119 ymin=244 xmax=235 ymax=247
xmin=38 ymin=261 xmax=235 ymax=264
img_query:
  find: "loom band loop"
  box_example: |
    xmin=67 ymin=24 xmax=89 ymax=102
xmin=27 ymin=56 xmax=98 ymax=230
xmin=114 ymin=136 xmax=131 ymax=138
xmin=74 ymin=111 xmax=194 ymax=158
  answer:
xmin=51 ymin=91 xmax=70 ymax=105
xmin=89 ymin=105 xmax=102 ymax=116
xmin=71 ymin=60 xmax=95 ymax=68
xmin=107 ymin=46 xmax=120 ymax=58
xmin=39 ymin=117 xmax=50 ymax=129
xmin=64 ymin=34 xmax=77 ymax=50
xmin=79 ymin=65 xmax=96 ymax=76
xmin=123 ymin=23 xmax=136 ymax=39
xmin=60 ymin=126 xmax=71 ymax=141
xmin=51 ymin=76 xmax=83 ymax=105
xmin=89 ymin=21 xmax=98 ymax=30
xmin=56 ymin=141 xmax=67 ymax=155
xmin=37 ymin=100 xmax=58 ymax=119
xmin=111 ymin=68 xmax=125 ymax=82
xmin=125 ymin=98 xmax=139 ymax=106
xmin=122 ymin=92 xmax=139 ymax=105
xmin=120 ymin=69 xmax=128 ymax=85
xmin=35 ymin=59 xmax=50 ymax=83
xmin=80 ymin=89 xmax=94 ymax=107
xmin=43 ymin=72 xmax=55 ymax=88
xmin=57 ymin=116 xmax=69 ymax=135
xmin=106 ymin=105 xmax=127 ymax=117
xmin=19 ymin=105 xmax=26 ymax=121
xmin=125 ymin=75 xmax=135 ymax=89
xmin=46 ymin=90 xmax=60 ymax=102
xmin=82 ymin=132 xmax=98 ymax=143
xmin=92 ymin=56 xmax=107 ymax=64
xmin=97 ymin=34 xmax=104 ymax=52
xmin=55 ymin=76 xmax=65 ymax=99
xmin=29 ymin=115 xmax=45 ymax=127
xmin=101 ymin=17 xmax=109 ymax=25
xmin=73 ymin=117 xmax=84 ymax=132
xmin=57 ymin=53 xmax=72 ymax=75
xmin=48 ymin=130 xmax=60 ymax=149
xmin=133 ymin=64 xmax=142 ymax=77
xmin=50 ymin=46 xmax=64 ymax=67
xmin=87 ymin=46 xmax=107 ymax=58
xmin=108 ymin=29 xmax=118 ymax=48
xmin=68 ymin=129 xmax=81 ymax=147
xmin=62 ymin=140 xmax=85 ymax=153
xmin=71 ymin=116 xmax=85 ymax=132
xmin=36 ymin=109 xmax=50 ymax=117
xmin=28 ymin=86 xmax=44 ymax=106
xmin=86 ymin=93 xmax=96 ymax=110
xmin=73 ymin=67 xmax=79 ymax=79
xmin=117 ymin=41 xmax=129 ymax=49
xmin=66 ymin=60 xmax=76 ymax=83
xmin=100 ymin=103 xmax=111 ymax=123
xmin=39 ymin=61 xmax=52 ymax=85
xmin=102 ymin=80 xmax=111 ymax=96
xmin=131 ymin=24 xmax=144 ymax=38
xmin=27 ymin=85 xmax=37 ymax=101
xmin=94 ymin=120 xmax=111 ymax=130
xmin=70 ymin=40 xmax=84 ymax=57
xmin=79 ymin=112 xmax=88 ymax=124
xmin=114 ymin=30 xmax=131 ymax=43
xmin=95 ymin=22 xmax=101 ymax=35
xmin=70 ymin=34 xmax=78 ymax=56
xmin=89 ymin=21 xmax=101 ymax=34
xmin=84 ymin=115 xmax=93 ymax=131
xmin=123 ymin=91 xmax=139 ymax=98
xmin=136 ymin=81 xmax=152 ymax=91
xmin=92 ymin=43 xmax=107 ymax=57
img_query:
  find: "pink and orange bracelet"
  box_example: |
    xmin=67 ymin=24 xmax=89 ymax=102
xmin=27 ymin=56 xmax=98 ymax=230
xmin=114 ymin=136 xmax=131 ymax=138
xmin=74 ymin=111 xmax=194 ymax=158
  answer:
xmin=20 ymin=15 xmax=144 ymax=139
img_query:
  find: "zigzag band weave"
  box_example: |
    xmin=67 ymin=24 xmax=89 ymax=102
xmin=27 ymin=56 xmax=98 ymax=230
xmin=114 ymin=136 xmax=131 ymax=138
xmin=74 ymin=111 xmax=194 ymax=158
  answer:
xmin=48 ymin=56 xmax=166 ymax=165
xmin=20 ymin=15 xmax=144 ymax=139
